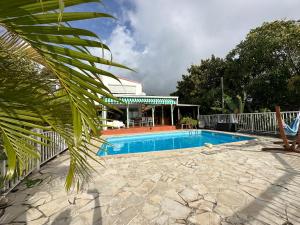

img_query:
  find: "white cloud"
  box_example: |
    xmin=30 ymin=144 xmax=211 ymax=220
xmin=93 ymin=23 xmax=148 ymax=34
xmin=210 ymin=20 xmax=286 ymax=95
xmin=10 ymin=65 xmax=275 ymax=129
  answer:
xmin=105 ymin=0 xmax=300 ymax=95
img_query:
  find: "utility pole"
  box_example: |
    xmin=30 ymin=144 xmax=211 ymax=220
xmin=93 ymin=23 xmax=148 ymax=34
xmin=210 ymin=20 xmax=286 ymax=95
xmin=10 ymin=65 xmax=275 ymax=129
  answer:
xmin=221 ymin=77 xmax=224 ymax=113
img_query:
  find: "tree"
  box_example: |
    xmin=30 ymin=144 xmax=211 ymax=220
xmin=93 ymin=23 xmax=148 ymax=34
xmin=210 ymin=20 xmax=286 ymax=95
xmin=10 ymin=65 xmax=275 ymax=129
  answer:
xmin=173 ymin=20 xmax=300 ymax=114
xmin=226 ymin=20 xmax=300 ymax=111
xmin=172 ymin=55 xmax=227 ymax=114
xmin=0 ymin=1 xmax=128 ymax=190
xmin=211 ymin=92 xmax=247 ymax=114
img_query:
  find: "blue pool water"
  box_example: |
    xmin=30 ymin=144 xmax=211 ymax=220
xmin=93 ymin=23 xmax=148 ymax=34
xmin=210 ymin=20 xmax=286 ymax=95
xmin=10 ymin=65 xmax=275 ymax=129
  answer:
xmin=97 ymin=131 xmax=253 ymax=156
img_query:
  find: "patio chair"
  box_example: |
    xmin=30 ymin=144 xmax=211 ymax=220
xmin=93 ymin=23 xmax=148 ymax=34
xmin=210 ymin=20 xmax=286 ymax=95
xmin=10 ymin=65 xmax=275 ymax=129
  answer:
xmin=126 ymin=119 xmax=135 ymax=127
xmin=141 ymin=117 xmax=149 ymax=126
xmin=144 ymin=117 xmax=153 ymax=126
xmin=274 ymin=106 xmax=300 ymax=152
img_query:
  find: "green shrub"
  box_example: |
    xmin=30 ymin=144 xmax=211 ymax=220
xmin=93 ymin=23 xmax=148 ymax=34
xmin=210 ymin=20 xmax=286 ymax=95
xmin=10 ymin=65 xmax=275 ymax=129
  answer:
xmin=180 ymin=117 xmax=198 ymax=127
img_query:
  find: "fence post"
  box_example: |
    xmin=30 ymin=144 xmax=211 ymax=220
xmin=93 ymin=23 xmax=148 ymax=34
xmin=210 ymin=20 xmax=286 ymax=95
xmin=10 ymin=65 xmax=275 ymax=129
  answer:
xmin=35 ymin=129 xmax=42 ymax=171
xmin=251 ymin=114 xmax=254 ymax=133
xmin=273 ymin=113 xmax=277 ymax=134
xmin=1 ymin=160 xmax=7 ymax=191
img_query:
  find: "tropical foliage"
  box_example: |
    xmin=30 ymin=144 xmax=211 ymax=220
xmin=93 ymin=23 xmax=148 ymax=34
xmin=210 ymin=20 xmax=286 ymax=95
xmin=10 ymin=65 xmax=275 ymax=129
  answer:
xmin=172 ymin=56 xmax=226 ymax=114
xmin=173 ymin=20 xmax=300 ymax=114
xmin=211 ymin=92 xmax=247 ymax=114
xmin=0 ymin=0 xmax=127 ymax=190
xmin=180 ymin=117 xmax=198 ymax=128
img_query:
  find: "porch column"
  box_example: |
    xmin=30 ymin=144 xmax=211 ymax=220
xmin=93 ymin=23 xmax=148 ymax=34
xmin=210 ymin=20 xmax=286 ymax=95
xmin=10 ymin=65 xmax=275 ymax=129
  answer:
xmin=152 ymin=106 xmax=155 ymax=127
xmin=197 ymin=106 xmax=200 ymax=120
xmin=177 ymin=107 xmax=180 ymax=122
xmin=161 ymin=105 xmax=165 ymax=125
xmin=171 ymin=104 xmax=174 ymax=126
xmin=126 ymin=104 xmax=129 ymax=128
xmin=102 ymin=106 xmax=107 ymax=130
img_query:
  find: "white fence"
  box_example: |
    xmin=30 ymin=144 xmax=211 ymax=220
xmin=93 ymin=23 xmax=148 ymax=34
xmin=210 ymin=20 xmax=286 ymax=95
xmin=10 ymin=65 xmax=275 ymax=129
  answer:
xmin=199 ymin=111 xmax=300 ymax=134
xmin=0 ymin=131 xmax=67 ymax=194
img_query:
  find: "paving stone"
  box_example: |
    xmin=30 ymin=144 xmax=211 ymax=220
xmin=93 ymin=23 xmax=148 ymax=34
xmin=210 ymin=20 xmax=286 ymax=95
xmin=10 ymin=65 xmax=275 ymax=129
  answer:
xmin=27 ymin=191 xmax=52 ymax=207
xmin=77 ymin=207 xmax=104 ymax=225
xmin=73 ymin=198 xmax=90 ymax=210
xmin=0 ymin=205 xmax=28 ymax=224
xmin=187 ymin=212 xmax=221 ymax=225
xmin=161 ymin=198 xmax=191 ymax=219
xmin=38 ymin=198 xmax=70 ymax=217
xmin=164 ymin=189 xmax=186 ymax=205
xmin=113 ymin=207 xmax=139 ymax=225
xmin=122 ymin=193 xmax=144 ymax=207
xmin=95 ymin=177 xmax=127 ymax=195
xmin=154 ymin=215 xmax=169 ymax=225
xmin=190 ymin=200 xmax=214 ymax=213
xmin=192 ymin=184 xmax=209 ymax=195
xmin=127 ymin=178 xmax=143 ymax=187
xmin=127 ymin=214 xmax=148 ymax=225
xmin=148 ymin=194 xmax=162 ymax=205
xmin=220 ymin=222 xmax=232 ymax=225
xmin=10 ymin=193 xmax=28 ymax=206
xmin=134 ymin=180 xmax=156 ymax=195
xmin=203 ymin=194 xmax=217 ymax=204
xmin=178 ymin=187 xmax=199 ymax=203
xmin=17 ymin=208 xmax=43 ymax=221
xmin=214 ymin=204 xmax=234 ymax=218
xmin=28 ymin=217 xmax=49 ymax=225
xmin=76 ymin=192 xmax=98 ymax=200
xmin=151 ymin=173 xmax=162 ymax=182
xmin=188 ymin=199 xmax=203 ymax=208
xmin=142 ymin=203 xmax=160 ymax=220
xmin=217 ymin=189 xmax=247 ymax=209
xmin=77 ymin=199 xmax=102 ymax=214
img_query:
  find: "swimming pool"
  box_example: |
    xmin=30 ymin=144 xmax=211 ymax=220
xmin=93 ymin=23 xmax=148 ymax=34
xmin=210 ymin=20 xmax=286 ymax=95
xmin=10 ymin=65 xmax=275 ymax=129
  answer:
xmin=97 ymin=131 xmax=253 ymax=156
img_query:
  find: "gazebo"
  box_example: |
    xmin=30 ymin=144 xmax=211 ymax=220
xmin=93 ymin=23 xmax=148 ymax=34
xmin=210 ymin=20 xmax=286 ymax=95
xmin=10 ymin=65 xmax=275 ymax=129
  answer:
xmin=103 ymin=95 xmax=179 ymax=129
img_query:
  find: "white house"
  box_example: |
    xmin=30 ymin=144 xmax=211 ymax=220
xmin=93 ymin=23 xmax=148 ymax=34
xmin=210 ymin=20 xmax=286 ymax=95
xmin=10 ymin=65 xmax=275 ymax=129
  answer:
xmin=101 ymin=75 xmax=200 ymax=129
xmin=101 ymin=76 xmax=145 ymax=96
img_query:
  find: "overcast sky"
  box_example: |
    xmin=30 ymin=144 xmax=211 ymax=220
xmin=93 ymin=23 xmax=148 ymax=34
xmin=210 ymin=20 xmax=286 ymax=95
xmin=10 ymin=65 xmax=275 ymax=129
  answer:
xmin=74 ymin=0 xmax=300 ymax=95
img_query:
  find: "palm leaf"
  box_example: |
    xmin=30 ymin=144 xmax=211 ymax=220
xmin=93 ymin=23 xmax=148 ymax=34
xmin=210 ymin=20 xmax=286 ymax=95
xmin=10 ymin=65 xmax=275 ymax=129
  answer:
xmin=0 ymin=0 xmax=127 ymax=190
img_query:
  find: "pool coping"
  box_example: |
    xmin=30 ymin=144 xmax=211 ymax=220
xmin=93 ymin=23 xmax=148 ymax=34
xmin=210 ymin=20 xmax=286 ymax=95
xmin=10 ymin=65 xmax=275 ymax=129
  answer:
xmin=94 ymin=129 xmax=277 ymax=159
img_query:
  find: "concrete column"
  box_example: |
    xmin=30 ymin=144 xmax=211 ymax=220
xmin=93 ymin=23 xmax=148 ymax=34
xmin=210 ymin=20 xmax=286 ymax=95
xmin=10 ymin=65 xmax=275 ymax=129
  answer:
xmin=102 ymin=106 xmax=107 ymax=130
xmin=161 ymin=105 xmax=164 ymax=125
xmin=126 ymin=105 xmax=129 ymax=128
xmin=171 ymin=105 xmax=174 ymax=126
xmin=152 ymin=106 xmax=155 ymax=127
xmin=197 ymin=106 xmax=200 ymax=120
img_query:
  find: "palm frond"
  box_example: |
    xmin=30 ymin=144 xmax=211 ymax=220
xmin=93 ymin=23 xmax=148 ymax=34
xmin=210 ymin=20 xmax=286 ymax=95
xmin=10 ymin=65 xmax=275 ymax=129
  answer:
xmin=0 ymin=0 xmax=126 ymax=190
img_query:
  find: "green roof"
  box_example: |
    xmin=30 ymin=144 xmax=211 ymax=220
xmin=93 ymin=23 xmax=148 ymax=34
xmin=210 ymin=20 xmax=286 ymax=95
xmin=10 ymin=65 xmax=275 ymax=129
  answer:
xmin=104 ymin=96 xmax=177 ymax=105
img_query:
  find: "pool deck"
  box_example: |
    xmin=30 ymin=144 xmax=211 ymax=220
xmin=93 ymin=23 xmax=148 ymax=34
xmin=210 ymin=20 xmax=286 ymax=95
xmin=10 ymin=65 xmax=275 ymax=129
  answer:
xmin=1 ymin=131 xmax=300 ymax=225
xmin=102 ymin=125 xmax=176 ymax=135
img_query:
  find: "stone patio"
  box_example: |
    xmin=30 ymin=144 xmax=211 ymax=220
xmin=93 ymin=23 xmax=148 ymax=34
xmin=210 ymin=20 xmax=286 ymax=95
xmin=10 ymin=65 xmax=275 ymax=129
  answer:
xmin=1 ymin=133 xmax=300 ymax=225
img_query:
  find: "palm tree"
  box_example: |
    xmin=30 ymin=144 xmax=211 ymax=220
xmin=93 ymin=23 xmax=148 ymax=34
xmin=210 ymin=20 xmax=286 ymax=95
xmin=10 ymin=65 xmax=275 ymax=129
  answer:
xmin=211 ymin=92 xmax=247 ymax=114
xmin=0 ymin=0 xmax=128 ymax=190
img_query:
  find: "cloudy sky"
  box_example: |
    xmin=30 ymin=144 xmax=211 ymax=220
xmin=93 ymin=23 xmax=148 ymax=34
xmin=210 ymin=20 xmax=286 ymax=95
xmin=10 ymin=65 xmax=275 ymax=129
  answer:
xmin=72 ymin=0 xmax=300 ymax=95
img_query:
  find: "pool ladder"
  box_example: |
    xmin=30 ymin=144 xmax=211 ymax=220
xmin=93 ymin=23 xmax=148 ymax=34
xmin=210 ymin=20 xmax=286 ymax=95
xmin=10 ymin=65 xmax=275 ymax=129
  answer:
xmin=189 ymin=130 xmax=201 ymax=136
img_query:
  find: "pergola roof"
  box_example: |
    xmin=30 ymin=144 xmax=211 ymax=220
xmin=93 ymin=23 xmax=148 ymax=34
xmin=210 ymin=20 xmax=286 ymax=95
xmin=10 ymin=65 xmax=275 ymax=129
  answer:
xmin=176 ymin=103 xmax=200 ymax=107
xmin=104 ymin=95 xmax=178 ymax=105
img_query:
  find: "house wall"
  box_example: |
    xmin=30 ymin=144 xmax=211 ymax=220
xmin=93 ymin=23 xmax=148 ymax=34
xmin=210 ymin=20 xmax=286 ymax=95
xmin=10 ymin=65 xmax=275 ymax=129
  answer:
xmin=101 ymin=76 xmax=145 ymax=96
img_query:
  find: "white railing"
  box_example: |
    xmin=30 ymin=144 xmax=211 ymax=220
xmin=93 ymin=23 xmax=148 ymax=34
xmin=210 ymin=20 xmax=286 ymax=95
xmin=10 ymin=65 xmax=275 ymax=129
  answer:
xmin=199 ymin=111 xmax=300 ymax=134
xmin=0 ymin=131 xmax=67 ymax=194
